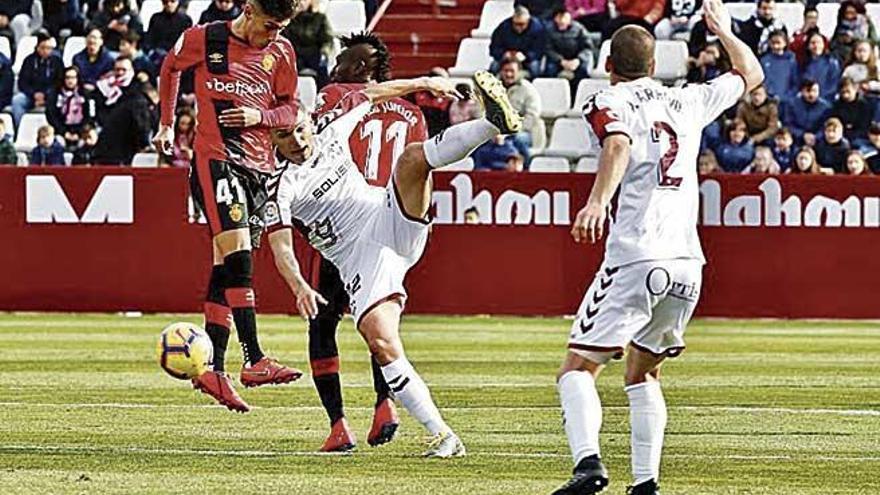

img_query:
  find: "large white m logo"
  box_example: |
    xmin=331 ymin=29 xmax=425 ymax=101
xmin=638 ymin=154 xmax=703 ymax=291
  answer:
xmin=26 ymin=176 xmax=134 ymax=224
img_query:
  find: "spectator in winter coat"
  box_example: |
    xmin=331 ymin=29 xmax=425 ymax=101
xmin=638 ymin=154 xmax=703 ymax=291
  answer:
xmin=118 ymin=31 xmax=156 ymax=84
xmin=814 ymin=117 xmax=850 ymax=173
xmin=199 ymin=0 xmax=241 ymax=24
xmin=0 ymin=12 xmax=15 ymax=54
xmin=499 ymin=57 xmax=544 ymax=164
xmin=473 ymin=135 xmax=524 ymax=172
xmin=687 ymin=42 xmax=728 ymax=84
xmin=89 ymin=0 xmax=143 ymax=52
xmin=515 ymin=0 xmax=562 ymax=20
xmin=603 ymin=0 xmax=666 ymax=40
xmin=742 ymin=146 xmax=781 ymax=174
xmin=92 ymin=80 xmax=157 ymax=165
xmin=772 ymin=127 xmax=795 ymax=171
xmin=11 ymin=30 xmax=64 ymax=126
xmin=0 ymin=119 xmax=16 ymax=165
xmin=144 ymin=0 xmax=192 ymax=63
xmin=715 ymin=119 xmax=756 ymax=173
xmin=44 ymin=0 xmax=86 ymax=38
xmin=281 ymin=0 xmax=333 ymax=88
xmin=72 ymin=28 xmax=115 ymax=88
xmin=830 ymin=78 xmax=872 ymax=146
xmin=845 ymin=150 xmax=872 ymax=176
xmin=782 ymin=79 xmax=831 ymax=146
xmin=654 ymin=0 xmax=702 ymax=40
xmin=565 ymin=0 xmax=607 ymax=34
xmin=47 ymin=66 xmax=96 ymax=149
xmin=831 ymin=0 xmax=878 ymax=64
xmin=30 ymin=125 xmax=66 ymax=166
xmin=842 ymin=40 xmax=880 ymax=94
xmin=489 ymin=6 xmax=547 ymax=78
xmin=544 ymin=9 xmax=592 ymax=96
xmin=71 ymin=123 xmax=99 ymax=165
xmin=0 ymin=52 xmax=12 ymax=110
xmin=801 ymin=32 xmax=841 ymax=102
xmin=790 ymin=7 xmax=823 ymax=67
xmin=736 ymin=85 xmax=779 ymax=145
xmin=736 ymin=0 xmax=786 ymax=55
xmin=760 ymin=30 xmax=799 ymax=102
xmin=859 ymin=123 xmax=880 ymax=174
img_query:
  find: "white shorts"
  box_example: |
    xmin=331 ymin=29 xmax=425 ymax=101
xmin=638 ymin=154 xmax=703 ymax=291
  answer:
xmin=333 ymin=181 xmax=429 ymax=325
xmin=568 ymin=258 xmax=702 ymax=364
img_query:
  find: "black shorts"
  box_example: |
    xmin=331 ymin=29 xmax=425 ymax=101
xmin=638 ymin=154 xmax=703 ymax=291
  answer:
xmin=190 ymin=156 xmax=270 ymax=246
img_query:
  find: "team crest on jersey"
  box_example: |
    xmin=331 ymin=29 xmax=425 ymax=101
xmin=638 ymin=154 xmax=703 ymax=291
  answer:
xmin=229 ymin=203 xmax=244 ymax=222
xmin=261 ymin=54 xmax=275 ymax=72
xmin=209 ymin=52 xmax=224 ymax=65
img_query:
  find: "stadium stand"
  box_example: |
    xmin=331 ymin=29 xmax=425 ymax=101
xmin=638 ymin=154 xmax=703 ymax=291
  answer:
xmin=816 ymin=3 xmax=839 ymax=37
xmin=540 ymin=118 xmax=592 ymax=159
xmin=448 ymin=37 xmax=492 ymax=77
xmin=13 ymin=36 xmax=37 ymax=74
xmin=15 ymin=113 xmax=48 ymax=153
xmin=592 ymin=39 xmax=688 ymax=82
xmin=0 ymin=37 xmax=10 ymax=60
xmin=533 ymin=78 xmax=571 ymax=119
xmin=0 ymin=114 xmax=13 ymax=138
xmin=139 ymin=1 xmax=165 ymax=30
xmin=529 ymin=156 xmax=570 ymax=173
xmin=325 ymin=0 xmax=367 ymax=37
xmin=471 ymin=0 xmax=514 ymax=39
xmin=575 ymin=156 xmax=599 ymax=173
xmin=298 ymin=76 xmax=318 ymax=111
xmin=568 ymin=79 xmax=610 ymax=117
xmin=62 ymin=36 xmax=85 ymax=67
xmin=132 ymin=152 xmax=159 ymax=168
xmin=187 ymin=0 xmax=213 ymax=22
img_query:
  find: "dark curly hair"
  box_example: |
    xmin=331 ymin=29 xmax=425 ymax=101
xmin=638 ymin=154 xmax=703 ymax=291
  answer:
xmin=340 ymin=31 xmax=392 ymax=82
xmin=252 ymin=0 xmax=299 ymax=20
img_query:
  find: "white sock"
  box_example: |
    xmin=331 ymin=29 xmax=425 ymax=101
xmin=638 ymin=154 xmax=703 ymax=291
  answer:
xmin=381 ymin=357 xmax=449 ymax=436
xmin=422 ymin=118 xmax=499 ymax=168
xmin=558 ymin=370 xmax=602 ymax=465
xmin=626 ymin=380 xmax=667 ymax=485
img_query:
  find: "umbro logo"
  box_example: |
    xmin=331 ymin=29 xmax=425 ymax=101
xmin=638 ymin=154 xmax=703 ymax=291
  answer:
xmin=209 ymin=52 xmax=223 ymax=64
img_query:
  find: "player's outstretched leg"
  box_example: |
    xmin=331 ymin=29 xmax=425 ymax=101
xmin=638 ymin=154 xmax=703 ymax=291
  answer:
xmin=553 ymin=352 xmax=610 ymax=495
xmin=359 ymin=302 xmax=464 ymax=458
xmin=624 ymin=346 xmax=667 ymax=495
xmin=191 ymin=257 xmax=250 ymax=412
xmin=368 ymin=356 xmax=400 ymax=447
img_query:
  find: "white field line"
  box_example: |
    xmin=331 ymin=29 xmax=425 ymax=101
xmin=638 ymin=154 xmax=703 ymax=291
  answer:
xmin=2 ymin=444 xmax=879 ymax=463
xmin=1 ymin=402 xmax=879 ymax=417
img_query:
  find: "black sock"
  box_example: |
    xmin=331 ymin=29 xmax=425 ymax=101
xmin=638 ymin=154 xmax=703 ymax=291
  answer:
xmin=224 ymin=250 xmax=264 ymax=366
xmin=371 ymin=355 xmax=392 ymax=406
xmin=204 ymin=265 xmax=232 ymax=372
xmin=309 ymin=305 xmax=344 ymax=425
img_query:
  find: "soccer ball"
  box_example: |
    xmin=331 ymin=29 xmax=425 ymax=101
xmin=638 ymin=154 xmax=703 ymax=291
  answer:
xmin=156 ymin=322 xmax=213 ymax=380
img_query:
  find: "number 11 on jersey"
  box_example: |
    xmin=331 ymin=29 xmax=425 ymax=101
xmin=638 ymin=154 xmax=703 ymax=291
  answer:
xmin=361 ymin=120 xmax=409 ymax=181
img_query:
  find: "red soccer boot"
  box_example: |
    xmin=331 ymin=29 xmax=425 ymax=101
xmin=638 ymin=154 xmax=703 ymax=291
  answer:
xmin=367 ymin=398 xmax=400 ymax=447
xmin=320 ymin=418 xmax=357 ymax=452
xmin=240 ymin=356 xmax=303 ymax=388
xmin=192 ymin=371 xmax=251 ymax=413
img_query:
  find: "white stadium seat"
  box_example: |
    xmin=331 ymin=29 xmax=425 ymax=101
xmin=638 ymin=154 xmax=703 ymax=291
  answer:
xmin=132 ymin=152 xmax=159 ymax=167
xmin=574 ymin=156 xmax=599 ymax=173
xmin=15 ymin=113 xmax=48 ymax=152
xmin=139 ymin=0 xmax=164 ymax=28
xmin=529 ymin=156 xmax=570 ymax=173
xmin=187 ymin=0 xmax=212 ymax=23
xmin=542 ymin=117 xmax=592 ymax=159
xmin=471 ymin=0 xmax=514 ymax=38
xmin=0 ymin=37 xmax=10 ymax=60
xmin=776 ymin=2 xmax=805 ymax=34
xmin=448 ymin=38 xmax=492 ymax=77
xmin=63 ymin=152 xmax=73 ymax=166
xmin=817 ymin=3 xmax=839 ymax=38
xmin=445 ymin=157 xmax=474 ymax=171
xmin=63 ymin=36 xmax=85 ymax=67
xmin=326 ymin=0 xmax=367 ymax=36
xmin=16 ymin=151 xmax=28 ymax=166
xmin=568 ymin=78 xmax=610 ymax=117
xmin=654 ymin=40 xmax=689 ymax=81
xmin=726 ymin=3 xmax=754 ymax=21
xmin=298 ymin=76 xmax=317 ymax=111
xmin=591 ymin=40 xmax=611 ymax=78
xmin=13 ymin=36 xmax=37 ymax=74
xmin=867 ymin=4 xmax=880 ymax=31
xmin=533 ymin=78 xmax=571 ymax=119
xmin=0 ymin=113 xmax=14 ymax=140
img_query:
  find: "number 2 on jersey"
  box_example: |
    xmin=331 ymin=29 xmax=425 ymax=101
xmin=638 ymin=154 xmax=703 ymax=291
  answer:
xmin=361 ymin=120 xmax=408 ymax=180
xmin=651 ymin=121 xmax=682 ymax=188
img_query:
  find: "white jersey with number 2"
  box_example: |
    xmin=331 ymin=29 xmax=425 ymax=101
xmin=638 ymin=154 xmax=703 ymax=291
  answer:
xmin=582 ymin=72 xmax=746 ymax=268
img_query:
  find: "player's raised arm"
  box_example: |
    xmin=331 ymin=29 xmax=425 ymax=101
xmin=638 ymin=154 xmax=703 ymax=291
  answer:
xmin=153 ymin=27 xmax=205 ymax=154
xmin=361 ymin=77 xmax=463 ymax=104
xmin=571 ymin=134 xmax=631 ymax=244
xmin=703 ymin=0 xmax=764 ymax=91
xmin=268 ymin=228 xmax=327 ymax=320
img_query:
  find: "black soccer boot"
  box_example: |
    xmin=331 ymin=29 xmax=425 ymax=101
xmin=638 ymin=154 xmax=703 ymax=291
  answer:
xmin=626 ymin=479 xmax=660 ymax=495
xmin=551 ymin=455 xmax=609 ymax=495
xmin=472 ymin=70 xmax=523 ymax=134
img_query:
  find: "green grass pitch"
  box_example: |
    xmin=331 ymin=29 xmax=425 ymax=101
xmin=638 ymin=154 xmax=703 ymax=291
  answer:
xmin=1 ymin=314 xmax=878 ymax=494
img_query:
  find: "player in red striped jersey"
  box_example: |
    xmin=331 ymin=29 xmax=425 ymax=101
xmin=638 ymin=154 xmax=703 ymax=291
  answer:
xmin=152 ymin=0 xmax=304 ymax=413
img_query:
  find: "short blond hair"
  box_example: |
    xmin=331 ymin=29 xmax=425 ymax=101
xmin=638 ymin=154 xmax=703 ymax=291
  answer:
xmin=610 ymin=25 xmax=655 ymax=80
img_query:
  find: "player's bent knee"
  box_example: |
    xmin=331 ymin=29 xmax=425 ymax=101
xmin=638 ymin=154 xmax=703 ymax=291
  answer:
xmin=557 ymin=351 xmax=604 ymax=381
xmin=367 ymin=336 xmax=402 ymax=364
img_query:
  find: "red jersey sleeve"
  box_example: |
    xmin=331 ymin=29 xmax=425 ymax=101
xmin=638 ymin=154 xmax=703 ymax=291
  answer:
xmin=408 ymin=106 xmax=429 ymax=142
xmin=159 ymin=26 xmax=206 ymax=127
xmin=260 ymin=40 xmax=300 ymax=129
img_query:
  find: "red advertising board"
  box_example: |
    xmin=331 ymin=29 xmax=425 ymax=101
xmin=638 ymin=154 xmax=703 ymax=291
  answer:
xmin=3 ymin=167 xmax=880 ymax=318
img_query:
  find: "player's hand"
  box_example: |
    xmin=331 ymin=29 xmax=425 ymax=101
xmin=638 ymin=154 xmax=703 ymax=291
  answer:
xmin=703 ymin=0 xmax=733 ymax=37
xmin=219 ymin=107 xmax=263 ymax=127
xmin=571 ymin=201 xmax=607 ymax=244
xmin=293 ymin=283 xmax=328 ymax=320
xmin=152 ymin=124 xmax=174 ymax=156
xmin=424 ymin=77 xmax=464 ymax=100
